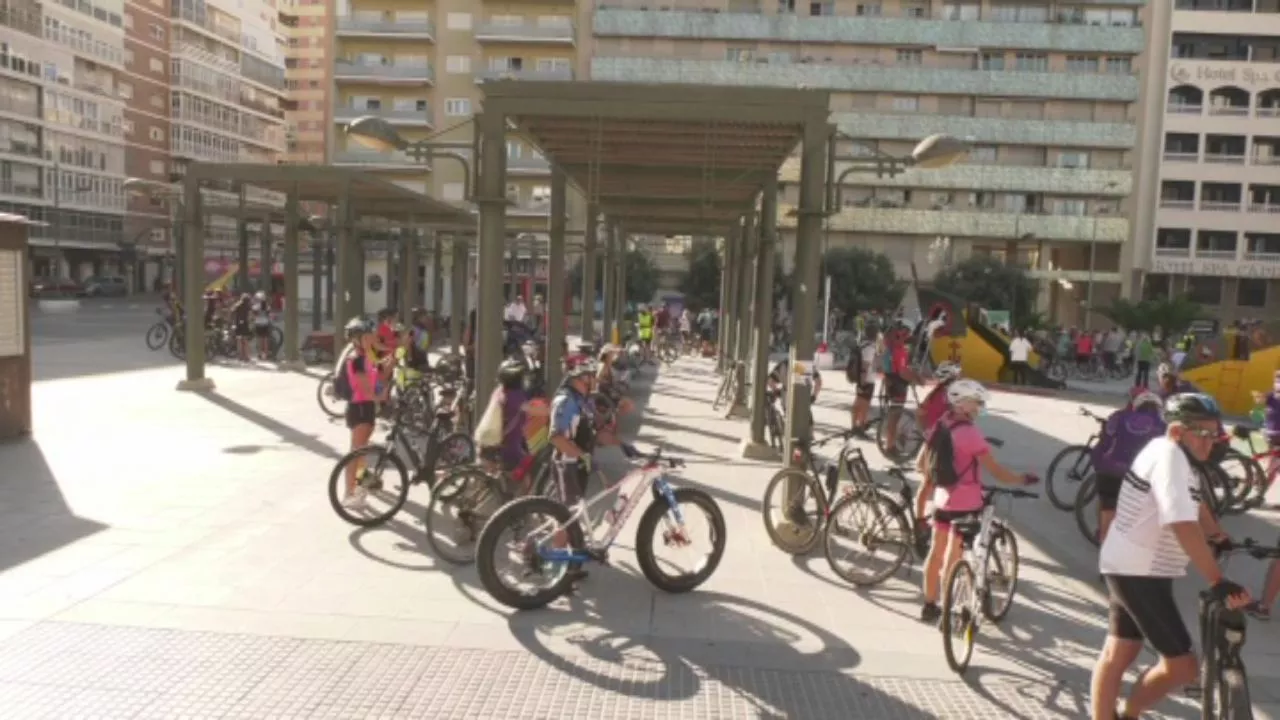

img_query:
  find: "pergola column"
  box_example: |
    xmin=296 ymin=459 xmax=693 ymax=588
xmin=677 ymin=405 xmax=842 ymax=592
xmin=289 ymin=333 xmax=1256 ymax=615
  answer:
xmin=281 ymin=185 xmax=302 ymax=368
xmin=782 ymin=119 xmax=830 ymax=461
xmin=310 ymin=227 xmax=323 ymax=331
xmin=178 ymin=174 xmax=212 ymax=391
xmin=430 ymin=232 xmax=444 ymax=316
xmin=581 ymin=204 xmax=598 ymax=344
xmin=259 ymin=217 xmax=272 ymax=293
xmin=721 ymin=228 xmax=741 ymax=372
xmin=728 ymin=211 xmax=757 ymax=418
xmin=474 ymin=110 xmax=508 ymax=406
xmin=601 ymin=221 xmax=615 ymax=345
xmin=235 ymin=187 xmax=249 ymax=292
xmin=546 ymin=167 xmax=567 ymax=390
xmin=450 ymin=234 xmax=467 ymax=354
xmin=743 ymin=179 xmax=778 ymax=459
xmin=400 ymin=228 xmax=418 ymax=315
xmin=717 ymin=237 xmax=735 ymax=372
xmin=333 ymin=186 xmax=353 ymax=325
xmin=614 ymin=231 xmax=626 ymax=331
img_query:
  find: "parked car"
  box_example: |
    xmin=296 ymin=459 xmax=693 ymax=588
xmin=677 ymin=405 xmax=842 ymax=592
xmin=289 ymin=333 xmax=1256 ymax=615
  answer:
xmin=29 ymin=277 xmax=83 ymax=297
xmin=79 ymin=276 xmax=128 ymax=297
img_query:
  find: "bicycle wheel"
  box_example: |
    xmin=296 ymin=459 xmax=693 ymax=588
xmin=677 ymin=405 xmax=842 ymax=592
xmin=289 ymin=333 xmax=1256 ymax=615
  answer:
xmin=823 ymin=491 xmax=911 ymax=588
xmin=1074 ymin=475 xmax=1100 ymax=547
xmin=327 ymin=445 xmax=410 ymax=527
xmin=426 ymin=468 xmax=508 ymax=565
xmin=1046 ymin=362 xmax=1066 ymax=383
xmin=168 ymin=330 xmax=186 ymax=360
xmin=941 ymin=559 xmax=978 ymax=675
xmin=761 ymin=468 xmax=827 ymax=555
xmin=874 ymin=408 xmax=923 ymax=463
xmin=1045 ymin=444 xmax=1091 ymax=511
xmin=316 ymin=374 xmax=343 ymax=419
xmin=145 ymin=322 xmax=169 ymax=351
xmin=766 ymin=403 xmax=784 ymax=450
xmin=438 ymin=432 xmax=476 ymax=469
xmin=475 ymin=496 xmax=584 ymax=611
xmin=1214 ymin=449 xmax=1259 ymax=516
xmin=268 ymin=325 xmax=284 ymax=359
xmin=983 ymin=524 xmax=1020 ymax=622
xmin=635 ymin=488 xmax=726 ymax=594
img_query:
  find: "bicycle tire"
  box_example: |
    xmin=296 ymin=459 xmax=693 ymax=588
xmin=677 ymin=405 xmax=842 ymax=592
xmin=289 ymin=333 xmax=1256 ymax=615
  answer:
xmin=983 ymin=524 xmax=1020 ymax=622
xmin=1045 ymin=444 xmax=1091 ymax=511
xmin=269 ymin=325 xmax=284 ymax=359
xmin=1243 ymin=454 xmax=1276 ymax=511
xmin=761 ymin=468 xmax=827 ymax=555
xmin=168 ymin=330 xmax=186 ymax=360
xmin=822 ymin=491 xmax=910 ymax=588
xmin=874 ymin=409 xmax=923 ymax=463
xmin=1074 ymin=475 xmax=1100 ymax=547
xmin=1219 ymin=665 xmax=1252 ymax=720
xmin=635 ymin=488 xmax=726 ymax=594
xmin=475 ymin=496 xmax=584 ymax=611
xmin=941 ymin=558 xmax=978 ymax=675
xmin=145 ymin=322 xmax=169 ymax=351
xmin=327 ymin=445 xmax=410 ymax=527
xmin=1215 ymin=449 xmax=1260 ymax=516
xmin=1198 ymin=613 xmax=1218 ymax=720
xmin=316 ymin=374 xmax=343 ymax=419
xmin=426 ymin=468 xmax=508 ymax=565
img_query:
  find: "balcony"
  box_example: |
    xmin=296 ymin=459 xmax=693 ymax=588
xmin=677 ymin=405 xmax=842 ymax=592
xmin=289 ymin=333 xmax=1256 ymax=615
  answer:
xmin=1250 ymin=203 xmax=1280 ymax=213
xmin=1163 ymin=151 xmax=1199 ymax=162
xmin=831 ymin=113 xmax=1135 ymax=149
xmin=1244 ymin=251 xmax=1280 ymax=262
xmin=782 ymin=161 xmax=1131 ymax=196
xmin=171 ymin=138 xmax=241 ymax=163
xmin=506 ymin=155 xmax=551 ymax=174
xmin=1204 ymin=153 xmax=1247 ymax=164
xmin=332 ymin=149 xmax=426 ymax=168
xmin=0 ymin=179 xmax=44 ymax=202
xmin=172 ymin=6 xmax=242 ymax=45
xmin=590 ymin=57 xmax=1140 ymax=102
xmin=1155 ymin=245 xmax=1193 ymax=258
xmin=1161 ymin=199 xmax=1196 ymax=210
xmin=475 ymin=21 xmax=575 ymax=44
xmin=43 ymin=26 xmax=125 ymax=68
xmin=781 ymin=207 xmax=1130 ymax=243
xmin=336 ymin=14 xmax=436 ymax=40
xmin=476 ymin=68 xmax=573 ymax=83
xmin=1200 ymin=200 xmax=1242 ymax=211
xmin=333 ymin=104 xmax=434 ymax=127
xmin=593 ymin=9 xmax=1146 ymax=54
xmin=334 ymin=60 xmax=435 ymax=84
xmin=1167 ymin=104 xmax=1203 ymax=115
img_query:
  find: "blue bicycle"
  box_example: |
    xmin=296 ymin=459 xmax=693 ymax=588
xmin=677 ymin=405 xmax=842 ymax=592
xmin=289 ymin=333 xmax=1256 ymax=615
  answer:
xmin=475 ymin=444 xmax=726 ymax=610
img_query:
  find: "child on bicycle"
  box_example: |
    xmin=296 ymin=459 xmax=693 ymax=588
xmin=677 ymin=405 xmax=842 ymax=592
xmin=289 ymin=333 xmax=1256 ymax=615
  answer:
xmin=1090 ymin=389 xmax=1165 ymax=545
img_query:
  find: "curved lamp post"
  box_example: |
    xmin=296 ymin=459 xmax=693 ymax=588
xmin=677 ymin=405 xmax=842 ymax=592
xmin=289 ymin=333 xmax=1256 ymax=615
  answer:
xmin=345 ymin=116 xmax=473 ymax=200
xmin=827 ymin=132 xmax=970 ymax=211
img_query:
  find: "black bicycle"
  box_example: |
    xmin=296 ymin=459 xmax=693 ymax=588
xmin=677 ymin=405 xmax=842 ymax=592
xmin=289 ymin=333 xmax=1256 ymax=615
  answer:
xmin=822 ymin=463 xmax=927 ymax=587
xmin=145 ymin=307 xmax=176 ymax=350
xmin=1044 ymin=406 xmax=1107 ymax=511
xmin=760 ymin=429 xmax=871 ymax=555
xmin=1190 ymin=538 xmax=1280 ymax=719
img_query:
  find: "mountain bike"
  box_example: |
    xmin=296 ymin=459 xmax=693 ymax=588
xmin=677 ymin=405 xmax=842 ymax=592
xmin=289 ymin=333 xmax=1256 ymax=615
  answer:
xmin=872 ymin=382 xmax=924 ymax=463
xmin=939 ymin=485 xmax=1038 ymax=674
xmin=1228 ymin=424 xmax=1278 ymax=512
xmin=475 ymin=444 xmax=725 ymax=611
xmin=1044 ymin=406 xmax=1107 ymax=511
xmin=145 ymin=307 xmax=176 ymax=351
xmin=712 ymin=360 xmax=744 ymax=412
xmin=1186 ymin=538 xmax=1280 ymax=719
xmin=822 ymin=464 xmax=929 ymax=587
xmin=760 ymin=429 xmax=870 ymax=555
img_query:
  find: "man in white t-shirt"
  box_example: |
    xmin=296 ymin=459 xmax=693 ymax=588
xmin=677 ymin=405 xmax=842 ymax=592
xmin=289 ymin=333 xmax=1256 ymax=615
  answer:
xmin=1090 ymin=393 xmax=1250 ymax=720
xmin=1007 ymin=331 xmax=1033 ymax=385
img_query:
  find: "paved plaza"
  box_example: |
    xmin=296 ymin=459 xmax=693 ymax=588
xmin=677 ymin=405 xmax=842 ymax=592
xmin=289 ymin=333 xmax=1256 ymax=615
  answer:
xmin=3 ymin=307 xmax=1280 ymax=718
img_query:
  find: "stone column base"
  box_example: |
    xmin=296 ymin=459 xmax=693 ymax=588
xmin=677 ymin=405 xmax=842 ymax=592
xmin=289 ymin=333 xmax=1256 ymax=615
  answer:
xmin=176 ymin=377 xmax=216 ymax=392
xmin=740 ymin=439 xmax=781 ymax=462
xmin=725 ymin=401 xmax=750 ymax=420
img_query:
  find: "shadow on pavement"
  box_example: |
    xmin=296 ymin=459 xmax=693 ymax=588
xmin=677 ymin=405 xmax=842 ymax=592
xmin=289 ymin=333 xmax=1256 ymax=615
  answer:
xmin=0 ymin=438 xmax=107 ymax=573
xmin=32 ymin=337 xmax=183 ymax=383
xmin=193 ymin=390 xmax=344 ymax=461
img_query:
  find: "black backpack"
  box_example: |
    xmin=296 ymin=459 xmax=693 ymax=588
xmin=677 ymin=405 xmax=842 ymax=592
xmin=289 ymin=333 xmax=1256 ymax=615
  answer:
xmin=846 ymin=343 xmax=865 ymax=384
xmin=927 ymin=418 xmax=977 ymax=488
xmin=332 ymin=358 xmax=354 ymax=402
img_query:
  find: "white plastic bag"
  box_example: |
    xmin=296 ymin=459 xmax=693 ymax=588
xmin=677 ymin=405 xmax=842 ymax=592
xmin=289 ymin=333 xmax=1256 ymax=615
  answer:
xmin=474 ymin=391 xmax=504 ymax=448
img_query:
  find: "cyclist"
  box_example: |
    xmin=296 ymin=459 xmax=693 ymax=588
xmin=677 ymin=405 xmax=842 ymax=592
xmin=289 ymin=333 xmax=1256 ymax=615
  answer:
xmin=848 ymin=323 xmax=880 ymax=436
xmin=918 ymin=379 xmax=1038 ymax=625
xmin=476 ymin=359 xmax=548 ymax=485
xmin=549 ymin=363 xmax=599 ymax=583
xmin=768 ymin=355 xmax=823 ymax=434
xmin=881 ymin=325 xmax=921 ymax=457
xmin=1090 ymin=389 xmax=1166 ymax=546
xmin=910 ymin=361 xmax=963 ymax=547
xmin=637 ymin=304 xmax=655 ymax=363
xmin=1090 ymin=393 xmax=1248 ymax=720
xmin=1154 ymin=362 xmax=1194 ymax=399
xmin=341 ymin=318 xmax=387 ymax=509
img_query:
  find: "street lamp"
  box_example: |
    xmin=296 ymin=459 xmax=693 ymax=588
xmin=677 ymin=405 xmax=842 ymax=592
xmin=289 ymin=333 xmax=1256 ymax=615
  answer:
xmin=345 ymin=117 xmax=473 ymax=199
xmin=124 ymin=176 xmax=183 ymax=291
xmin=826 ymin=132 xmax=970 ymax=211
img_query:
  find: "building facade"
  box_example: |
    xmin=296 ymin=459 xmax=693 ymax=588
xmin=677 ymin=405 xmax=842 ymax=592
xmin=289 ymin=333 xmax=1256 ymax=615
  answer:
xmin=122 ymin=0 xmax=174 ymax=288
xmin=1131 ymin=0 xmax=1280 ymax=323
xmin=281 ymin=0 xmax=328 ymax=163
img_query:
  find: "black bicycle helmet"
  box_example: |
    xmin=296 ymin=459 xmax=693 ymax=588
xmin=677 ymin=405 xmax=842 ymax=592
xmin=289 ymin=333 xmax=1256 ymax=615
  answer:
xmin=497 ymin=358 xmax=527 ymax=385
xmin=1162 ymin=392 xmax=1221 ymax=424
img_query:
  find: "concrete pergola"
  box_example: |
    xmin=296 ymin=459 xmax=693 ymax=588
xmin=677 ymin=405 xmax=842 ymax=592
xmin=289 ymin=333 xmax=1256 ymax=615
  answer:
xmin=479 ymin=80 xmax=832 ymax=455
xmin=176 ymin=163 xmax=474 ymax=391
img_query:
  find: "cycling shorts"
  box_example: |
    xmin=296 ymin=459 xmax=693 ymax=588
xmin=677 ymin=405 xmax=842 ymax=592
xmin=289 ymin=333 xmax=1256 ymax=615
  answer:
xmin=1094 ymin=472 xmax=1123 ymax=511
xmin=856 ymin=382 xmax=875 ymax=400
xmin=1104 ymin=575 xmax=1192 ymax=658
xmin=555 ymin=459 xmax=590 ymax=505
xmin=885 ymin=376 xmax=909 ymax=403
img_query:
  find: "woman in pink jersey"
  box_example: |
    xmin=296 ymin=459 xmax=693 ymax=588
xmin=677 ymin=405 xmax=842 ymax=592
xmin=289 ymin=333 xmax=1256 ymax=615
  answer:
xmin=343 ymin=318 xmax=388 ymax=509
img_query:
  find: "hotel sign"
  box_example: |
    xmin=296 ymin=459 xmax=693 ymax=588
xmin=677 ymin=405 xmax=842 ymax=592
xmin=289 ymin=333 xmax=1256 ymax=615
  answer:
xmin=1151 ymin=257 xmax=1280 ymax=279
xmin=1170 ymin=63 xmax=1280 ymax=87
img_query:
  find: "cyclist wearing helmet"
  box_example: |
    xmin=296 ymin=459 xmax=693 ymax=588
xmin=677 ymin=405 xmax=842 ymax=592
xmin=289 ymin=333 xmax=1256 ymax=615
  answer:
xmin=920 ymin=361 xmax=962 ymax=434
xmin=251 ymin=290 xmax=273 ymax=360
xmin=637 ymin=304 xmax=655 ymax=363
xmin=1155 ymin=363 xmax=1194 ymax=400
xmin=340 ymin=318 xmax=388 ymax=509
xmin=1091 ymin=393 xmax=1246 ymax=720
xmin=848 ymin=323 xmax=880 ymax=435
xmin=549 ymin=364 xmax=598 ymax=506
xmin=919 ymin=379 xmax=1038 ymax=626
xmin=476 ymin=359 xmax=548 ymax=476
xmin=1090 ymin=389 xmax=1166 ymax=545
xmin=882 ymin=325 xmax=921 ymax=455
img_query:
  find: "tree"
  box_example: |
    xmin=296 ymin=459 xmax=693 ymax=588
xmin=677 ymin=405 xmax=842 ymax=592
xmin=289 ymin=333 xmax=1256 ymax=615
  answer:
xmin=568 ymin=248 xmax=661 ymax=307
xmin=819 ymin=247 xmax=908 ymax=315
xmin=933 ymin=255 xmax=1038 ymax=328
xmin=1097 ymin=296 xmax=1204 ymax=335
xmin=678 ymin=239 xmax=721 ymax=311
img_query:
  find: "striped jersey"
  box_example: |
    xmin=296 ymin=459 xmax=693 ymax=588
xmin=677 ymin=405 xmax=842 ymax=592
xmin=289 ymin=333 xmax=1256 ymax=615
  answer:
xmin=1099 ymin=436 xmax=1201 ymax=577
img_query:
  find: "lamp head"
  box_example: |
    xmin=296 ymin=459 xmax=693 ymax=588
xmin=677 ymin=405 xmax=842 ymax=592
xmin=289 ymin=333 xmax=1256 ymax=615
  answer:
xmin=910 ymin=134 xmax=969 ymax=170
xmin=345 ymin=116 xmax=406 ymax=152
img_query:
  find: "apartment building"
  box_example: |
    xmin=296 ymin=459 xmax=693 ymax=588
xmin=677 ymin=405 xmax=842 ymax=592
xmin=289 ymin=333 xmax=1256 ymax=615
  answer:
xmin=1 ymin=0 xmax=129 ymax=280
xmin=1132 ymin=0 xmax=1280 ymax=323
xmin=590 ymin=0 xmax=1147 ymax=327
xmin=281 ymin=0 xmax=328 ymax=163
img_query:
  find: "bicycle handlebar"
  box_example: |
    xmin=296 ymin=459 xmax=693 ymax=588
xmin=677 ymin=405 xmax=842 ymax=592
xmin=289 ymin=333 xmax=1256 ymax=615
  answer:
xmin=983 ymin=486 xmax=1039 ymax=500
xmin=986 ymin=437 xmax=1005 ymax=448
xmin=888 ymin=466 xmax=917 ymax=480
xmin=1211 ymin=537 xmax=1280 ymax=561
xmin=621 ymin=443 xmax=686 ymax=469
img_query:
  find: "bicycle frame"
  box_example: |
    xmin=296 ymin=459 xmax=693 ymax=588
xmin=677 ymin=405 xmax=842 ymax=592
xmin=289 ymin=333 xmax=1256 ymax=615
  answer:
xmin=1198 ymin=591 xmax=1252 ymax=719
xmin=535 ymin=460 xmax=681 ymax=563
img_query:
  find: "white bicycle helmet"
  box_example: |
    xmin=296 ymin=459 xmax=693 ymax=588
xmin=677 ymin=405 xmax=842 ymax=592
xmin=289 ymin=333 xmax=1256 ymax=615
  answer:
xmin=1157 ymin=362 xmax=1174 ymax=380
xmin=1131 ymin=390 xmax=1161 ymax=410
xmin=934 ymin=362 xmax=962 ymax=383
xmin=946 ymin=378 xmax=989 ymax=406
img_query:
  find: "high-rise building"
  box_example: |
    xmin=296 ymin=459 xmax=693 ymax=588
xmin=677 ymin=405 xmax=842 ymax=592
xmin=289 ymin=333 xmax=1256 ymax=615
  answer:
xmin=1132 ymin=0 xmax=1280 ymax=322
xmin=590 ymin=1 xmax=1147 ymax=327
xmin=2 ymin=0 xmax=128 ymax=280
xmin=122 ymin=0 xmax=174 ymax=287
xmin=280 ymin=0 xmax=327 ymax=163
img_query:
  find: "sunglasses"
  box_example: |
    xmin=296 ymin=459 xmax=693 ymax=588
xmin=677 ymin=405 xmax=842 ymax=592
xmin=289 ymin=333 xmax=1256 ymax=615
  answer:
xmin=1184 ymin=426 xmax=1225 ymax=441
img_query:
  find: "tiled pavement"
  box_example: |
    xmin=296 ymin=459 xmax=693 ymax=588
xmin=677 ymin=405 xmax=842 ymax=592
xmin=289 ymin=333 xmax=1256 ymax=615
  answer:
xmin=3 ymin=348 xmax=1280 ymax=718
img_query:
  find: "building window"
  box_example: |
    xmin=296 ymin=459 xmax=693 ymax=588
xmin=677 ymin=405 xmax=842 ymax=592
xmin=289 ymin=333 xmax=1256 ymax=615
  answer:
xmin=149 ymin=159 xmax=165 ymax=175
xmin=123 ymin=120 xmax=135 ymax=135
xmin=446 ymin=55 xmax=471 ymax=73
xmin=1187 ymin=276 xmax=1223 ymax=306
xmin=445 ymin=98 xmax=471 ymax=116
xmin=891 ymin=96 xmax=919 ymax=112
xmin=904 ymin=2 xmax=927 ymax=18
xmin=149 ymin=94 xmax=163 ymax=108
xmin=896 ymin=49 xmax=923 ymax=66
xmin=118 ymin=82 xmax=133 ymax=99
xmin=149 ymin=23 xmax=164 ymax=40
xmin=446 ymin=12 xmax=471 ymax=30
xmin=942 ymin=2 xmax=979 ymax=21
xmin=979 ymin=53 xmax=1005 ymax=71
xmin=124 ymin=49 xmax=133 ymax=65
xmin=1014 ymin=53 xmax=1048 ymax=72
xmin=970 ymin=145 xmax=998 ymax=163
xmin=1143 ymin=274 xmax=1171 ymax=300
xmin=1057 ymin=151 xmax=1089 ymax=168
xmin=1237 ymin=278 xmax=1268 ymax=307
xmin=149 ymin=126 xmax=163 ymax=141
xmin=149 ymin=58 xmax=164 ymax=73
xmin=507 ymin=140 xmax=522 ymax=158
xmin=1066 ymin=55 xmax=1099 ymax=73
xmin=442 ymin=182 xmax=464 ymax=201
xmin=855 ymin=3 xmax=881 ymax=16
xmin=809 ymin=1 xmax=833 ymax=15
xmin=124 ymin=13 xmax=132 ymax=29
xmin=1105 ymin=57 xmax=1133 ymax=75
